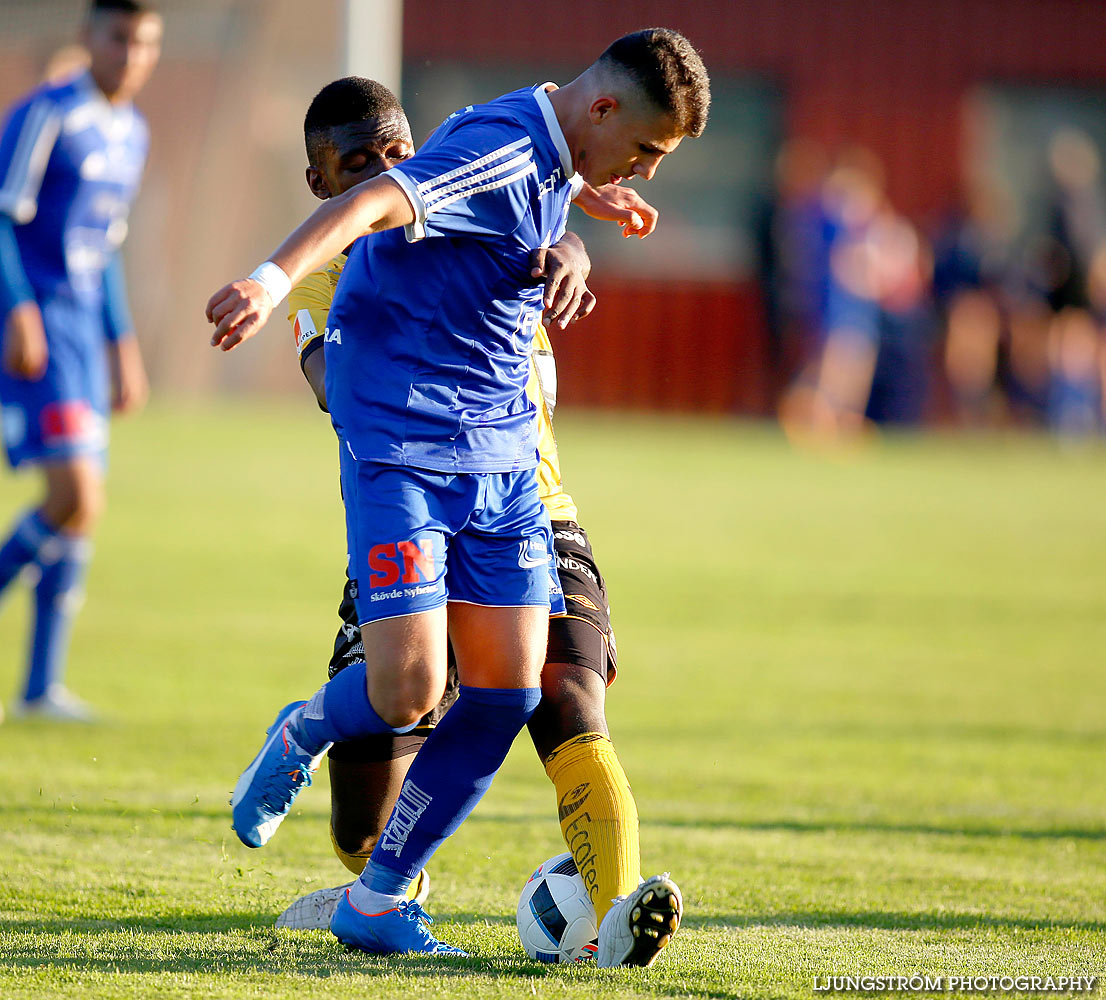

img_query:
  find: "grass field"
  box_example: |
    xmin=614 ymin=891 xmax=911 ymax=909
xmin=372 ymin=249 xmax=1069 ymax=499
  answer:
xmin=1 ymin=401 xmax=1104 ymax=999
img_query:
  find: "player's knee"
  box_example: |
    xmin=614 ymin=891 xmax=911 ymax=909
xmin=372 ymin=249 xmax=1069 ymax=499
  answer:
xmin=41 ymin=467 xmax=104 ymax=532
xmin=370 ymin=678 xmax=440 ymax=729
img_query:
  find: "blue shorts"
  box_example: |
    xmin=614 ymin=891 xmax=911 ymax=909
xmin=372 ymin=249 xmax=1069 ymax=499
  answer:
xmin=0 ymin=297 xmax=108 ymax=470
xmin=342 ymin=455 xmax=565 ymax=626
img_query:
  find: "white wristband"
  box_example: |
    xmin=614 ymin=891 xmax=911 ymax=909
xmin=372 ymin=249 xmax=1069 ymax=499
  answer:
xmin=248 ymin=261 xmax=291 ymax=306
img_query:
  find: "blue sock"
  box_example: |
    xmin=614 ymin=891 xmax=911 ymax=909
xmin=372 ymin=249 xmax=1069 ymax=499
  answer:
xmin=0 ymin=509 xmax=55 ymax=597
xmin=25 ymin=533 xmax=91 ymax=703
xmin=361 ymin=685 xmax=542 ymax=890
xmin=289 ymin=661 xmax=418 ymax=754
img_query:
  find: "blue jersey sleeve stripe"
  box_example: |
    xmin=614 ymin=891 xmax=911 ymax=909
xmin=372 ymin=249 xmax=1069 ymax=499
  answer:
xmin=413 ymin=136 xmax=532 ymax=198
xmin=424 ymin=162 xmax=537 ymax=216
xmin=387 ymin=170 xmax=428 ymax=240
xmin=0 ymin=99 xmax=61 ymax=224
xmin=421 ymin=151 xmax=535 ymax=212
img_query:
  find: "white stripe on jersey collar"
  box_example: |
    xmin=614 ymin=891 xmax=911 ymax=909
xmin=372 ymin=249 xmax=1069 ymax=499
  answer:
xmin=532 ymin=84 xmax=577 ymax=185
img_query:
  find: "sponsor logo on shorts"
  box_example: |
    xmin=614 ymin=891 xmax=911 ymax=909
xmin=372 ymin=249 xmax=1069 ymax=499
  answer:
xmin=368 ymin=537 xmax=437 ymax=588
xmin=567 ymin=593 xmax=600 ymax=612
xmin=378 ymin=780 xmax=433 ymax=856
xmin=554 ymin=529 xmax=586 ymax=547
xmin=2 ymin=405 xmax=26 ymax=448
xmin=39 ymin=401 xmax=103 ymax=449
xmin=366 ymin=537 xmax=443 ymax=605
xmin=518 ymin=535 xmax=550 ymax=569
xmin=556 ymin=553 xmax=598 ymax=584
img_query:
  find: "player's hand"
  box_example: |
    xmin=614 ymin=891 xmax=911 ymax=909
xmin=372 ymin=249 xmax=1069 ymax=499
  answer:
xmin=572 ymin=181 xmax=659 ymax=238
xmin=108 ymin=335 xmax=149 ymax=414
xmin=531 ymin=238 xmax=596 ymax=328
xmin=2 ymin=301 xmax=48 ymax=379
xmin=206 ymin=278 xmax=274 ymax=352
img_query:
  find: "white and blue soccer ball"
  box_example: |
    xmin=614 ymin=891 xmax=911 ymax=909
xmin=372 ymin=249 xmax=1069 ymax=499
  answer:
xmin=516 ymin=852 xmax=598 ymax=963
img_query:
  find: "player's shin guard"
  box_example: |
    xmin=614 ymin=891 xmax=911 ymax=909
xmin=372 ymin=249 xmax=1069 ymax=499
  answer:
xmin=352 ymin=685 xmax=541 ymax=904
xmin=289 ymin=662 xmax=417 ymax=754
xmin=544 ymin=733 xmax=641 ymax=923
xmin=0 ymin=509 xmax=55 ymax=597
xmin=25 ymin=533 xmax=90 ymax=702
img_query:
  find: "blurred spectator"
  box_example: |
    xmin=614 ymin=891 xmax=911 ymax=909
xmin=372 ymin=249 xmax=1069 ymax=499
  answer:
xmin=766 ymin=137 xmax=831 ymax=392
xmin=933 ymin=180 xmax=1014 ymax=425
xmin=1041 ymin=128 xmax=1106 ymax=437
xmin=779 ymin=147 xmax=934 ymax=443
xmin=937 ymin=128 xmax=1106 ymax=436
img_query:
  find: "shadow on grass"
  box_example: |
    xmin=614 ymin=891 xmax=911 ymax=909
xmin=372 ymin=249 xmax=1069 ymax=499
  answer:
xmin=687 ymin=909 xmax=1106 ymax=934
xmin=0 ymin=915 xmax=748 ymax=998
xmin=476 ymin=811 xmax=1106 ymax=842
xmin=668 ymin=817 xmax=1106 ymax=842
xmin=7 ymin=801 xmax=1104 ymax=843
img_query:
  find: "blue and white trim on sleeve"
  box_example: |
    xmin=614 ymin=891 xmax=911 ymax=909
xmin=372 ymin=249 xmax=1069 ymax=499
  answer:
xmin=0 ymin=99 xmax=62 ymax=225
xmin=391 ymin=136 xmax=537 ymax=242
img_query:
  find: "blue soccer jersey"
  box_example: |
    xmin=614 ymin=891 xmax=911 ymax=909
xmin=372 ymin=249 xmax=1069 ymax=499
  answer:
xmin=0 ymin=71 xmax=148 ymax=468
xmin=324 ymin=84 xmax=582 ymax=474
xmin=0 ymin=70 xmax=147 ymax=314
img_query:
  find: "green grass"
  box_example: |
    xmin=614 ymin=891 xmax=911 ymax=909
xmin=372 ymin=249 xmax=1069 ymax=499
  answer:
xmin=1 ymin=401 xmax=1104 ymax=999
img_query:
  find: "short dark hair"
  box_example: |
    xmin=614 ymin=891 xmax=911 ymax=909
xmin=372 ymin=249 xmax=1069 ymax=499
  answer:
xmin=304 ymin=76 xmax=405 ymax=167
xmin=598 ymin=28 xmax=710 ymax=139
xmin=90 ymin=0 xmax=158 ymax=15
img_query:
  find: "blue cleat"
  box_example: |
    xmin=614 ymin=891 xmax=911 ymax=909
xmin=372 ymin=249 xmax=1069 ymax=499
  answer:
xmin=231 ymin=701 xmax=329 ymax=848
xmin=330 ymin=889 xmax=468 ymax=956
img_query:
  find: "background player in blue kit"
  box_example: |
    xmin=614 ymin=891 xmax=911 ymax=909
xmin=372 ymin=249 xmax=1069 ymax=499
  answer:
xmin=207 ymin=29 xmax=710 ymax=957
xmin=0 ymin=0 xmax=162 ymax=721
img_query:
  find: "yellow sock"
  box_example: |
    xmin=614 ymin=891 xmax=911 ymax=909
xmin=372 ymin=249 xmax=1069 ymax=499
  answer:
xmin=543 ymin=732 xmax=640 ymax=923
xmin=330 ymin=823 xmax=370 ymax=876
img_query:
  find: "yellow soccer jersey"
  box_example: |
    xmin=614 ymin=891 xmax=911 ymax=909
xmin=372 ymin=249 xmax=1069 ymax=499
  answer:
xmin=527 ymin=324 xmax=577 ymax=521
xmin=287 ymin=253 xmax=577 ymax=520
xmin=288 ymin=252 xmax=347 ymax=362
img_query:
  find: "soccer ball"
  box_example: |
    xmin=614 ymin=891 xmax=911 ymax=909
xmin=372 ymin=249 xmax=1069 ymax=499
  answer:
xmin=516 ymin=852 xmax=598 ymax=963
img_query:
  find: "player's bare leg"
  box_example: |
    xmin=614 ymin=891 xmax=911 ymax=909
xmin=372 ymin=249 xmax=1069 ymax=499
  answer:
xmin=362 ymin=606 xmax=450 ymax=726
xmin=330 ymin=603 xmax=546 ymax=955
xmin=232 ymin=607 xmax=449 ymax=848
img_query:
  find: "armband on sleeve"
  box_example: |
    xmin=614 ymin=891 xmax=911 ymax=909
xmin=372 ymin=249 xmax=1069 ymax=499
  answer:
xmin=287 ymin=256 xmax=343 ymax=375
xmin=294 ymin=311 xmax=325 ymax=370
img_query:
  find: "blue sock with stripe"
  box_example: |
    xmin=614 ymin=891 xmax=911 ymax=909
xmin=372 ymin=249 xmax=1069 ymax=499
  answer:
xmin=352 ymin=684 xmax=542 ymax=905
xmin=25 ymin=533 xmax=91 ymax=702
xmin=0 ymin=509 xmax=54 ymax=597
xmin=289 ymin=661 xmax=418 ymax=754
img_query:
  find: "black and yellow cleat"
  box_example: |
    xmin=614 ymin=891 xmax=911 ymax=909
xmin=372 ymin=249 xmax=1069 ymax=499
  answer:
xmin=596 ymin=873 xmax=683 ymax=968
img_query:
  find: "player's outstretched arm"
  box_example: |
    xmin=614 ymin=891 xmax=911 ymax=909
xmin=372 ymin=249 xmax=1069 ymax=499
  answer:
xmin=573 ymin=181 xmax=659 ymax=239
xmin=206 ymin=175 xmax=414 ymax=352
xmin=530 ymin=232 xmax=596 ymax=329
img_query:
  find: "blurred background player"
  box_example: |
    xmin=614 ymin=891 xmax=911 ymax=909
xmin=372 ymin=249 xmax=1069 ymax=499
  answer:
xmin=275 ymin=77 xmax=675 ymax=968
xmin=208 ymin=29 xmax=708 ymax=959
xmin=0 ymin=0 xmax=161 ymax=721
